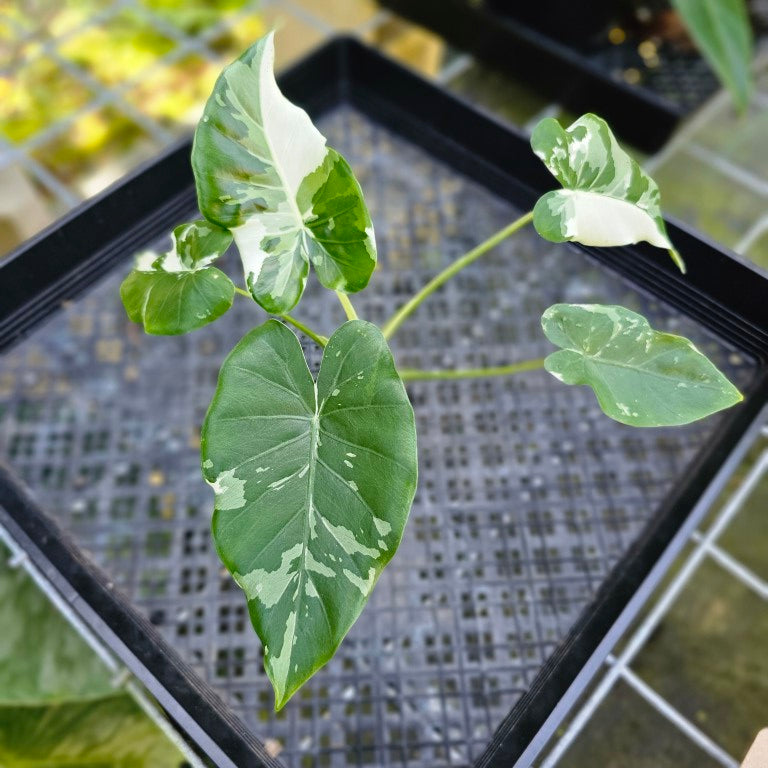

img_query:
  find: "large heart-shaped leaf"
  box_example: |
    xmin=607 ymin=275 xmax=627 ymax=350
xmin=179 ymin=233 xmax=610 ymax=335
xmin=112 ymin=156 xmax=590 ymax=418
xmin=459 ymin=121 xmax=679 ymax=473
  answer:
xmin=541 ymin=303 xmax=742 ymax=427
xmin=192 ymin=33 xmax=377 ymax=315
xmin=202 ymin=319 xmax=417 ymax=708
xmin=120 ymin=219 xmax=234 ymax=335
xmin=531 ymin=114 xmax=685 ymax=272
xmin=672 ymin=0 xmax=753 ymax=110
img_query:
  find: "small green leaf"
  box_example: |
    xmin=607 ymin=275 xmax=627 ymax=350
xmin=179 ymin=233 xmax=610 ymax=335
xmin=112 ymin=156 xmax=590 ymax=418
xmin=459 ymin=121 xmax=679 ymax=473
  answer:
xmin=202 ymin=319 xmax=417 ymax=708
xmin=120 ymin=219 xmax=234 ymax=335
xmin=531 ymin=114 xmax=685 ymax=272
xmin=541 ymin=303 xmax=742 ymax=427
xmin=192 ymin=33 xmax=376 ymax=315
xmin=672 ymin=0 xmax=753 ymax=111
xmin=171 ymin=219 xmax=234 ymax=269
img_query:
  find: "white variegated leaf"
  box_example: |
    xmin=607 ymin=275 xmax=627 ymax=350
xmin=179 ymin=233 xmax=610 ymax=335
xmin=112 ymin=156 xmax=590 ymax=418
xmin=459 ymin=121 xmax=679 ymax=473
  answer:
xmin=120 ymin=219 xmax=234 ymax=335
xmin=531 ymin=114 xmax=685 ymax=272
xmin=192 ymin=33 xmax=377 ymax=315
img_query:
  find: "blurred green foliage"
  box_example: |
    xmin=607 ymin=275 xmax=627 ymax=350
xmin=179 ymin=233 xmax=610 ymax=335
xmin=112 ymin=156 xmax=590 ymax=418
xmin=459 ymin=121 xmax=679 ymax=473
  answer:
xmin=0 ymin=546 xmax=184 ymax=766
xmin=0 ymin=0 xmax=264 ymax=194
xmin=139 ymin=0 xmax=251 ymax=35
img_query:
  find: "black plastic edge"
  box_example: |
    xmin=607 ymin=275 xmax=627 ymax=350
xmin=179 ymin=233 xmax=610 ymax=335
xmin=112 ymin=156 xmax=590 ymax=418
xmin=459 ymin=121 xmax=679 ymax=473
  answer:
xmin=1 ymin=35 xmax=768 ymax=768
xmin=381 ymin=0 xmax=688 ymax=151
xmin=506 ymin=401 xmax=768 ymax=767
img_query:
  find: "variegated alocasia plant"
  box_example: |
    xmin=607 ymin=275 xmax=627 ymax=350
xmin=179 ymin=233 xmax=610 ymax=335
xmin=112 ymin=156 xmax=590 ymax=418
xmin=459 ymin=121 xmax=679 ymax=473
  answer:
xmin=120 ymin=33 xmax=743 ymax=709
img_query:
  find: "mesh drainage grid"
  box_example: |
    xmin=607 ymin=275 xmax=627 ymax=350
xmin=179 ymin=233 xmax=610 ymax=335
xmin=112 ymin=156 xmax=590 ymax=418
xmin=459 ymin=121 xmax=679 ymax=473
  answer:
xmin=0 ymin=39 xmax=766 ymax=768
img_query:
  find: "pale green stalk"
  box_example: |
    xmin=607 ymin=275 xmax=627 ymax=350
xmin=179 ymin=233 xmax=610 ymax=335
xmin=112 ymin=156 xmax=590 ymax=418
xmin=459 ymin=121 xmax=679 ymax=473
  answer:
xmin=381 ymin=211 xmax=534 ymax=340
xmin=235 ymin=286 xmax=328 ymax=346
xmin=399 ymin=358 xmax=546 ymax=382
xmin=336 ymin=291 xmax=359 ymax=321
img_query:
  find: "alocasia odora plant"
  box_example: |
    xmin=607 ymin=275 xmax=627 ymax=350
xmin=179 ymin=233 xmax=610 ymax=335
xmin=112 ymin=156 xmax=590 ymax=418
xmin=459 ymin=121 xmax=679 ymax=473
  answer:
xmin=121 ymin=33 xmax=743 ymax=709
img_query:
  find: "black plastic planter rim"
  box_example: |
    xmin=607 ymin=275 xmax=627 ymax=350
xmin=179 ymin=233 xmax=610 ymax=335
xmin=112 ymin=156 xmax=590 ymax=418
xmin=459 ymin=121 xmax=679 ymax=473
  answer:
xmin=1 ymin=36 xmax=768 ymax=768
xmin=380 ymin=0 xmax=720 ymax=152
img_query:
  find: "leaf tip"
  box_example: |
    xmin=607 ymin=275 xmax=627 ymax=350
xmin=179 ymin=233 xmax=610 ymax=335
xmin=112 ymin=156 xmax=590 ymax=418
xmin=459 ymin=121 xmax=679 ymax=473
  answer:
xmin=670 ymin=248 xmax=686 ymax=274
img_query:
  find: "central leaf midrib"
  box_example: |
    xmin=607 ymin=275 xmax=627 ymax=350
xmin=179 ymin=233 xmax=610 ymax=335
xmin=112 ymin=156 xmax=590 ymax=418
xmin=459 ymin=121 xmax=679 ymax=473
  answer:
xmin=283 ymin=390 xmax=321 ymax=689
xmin=580 ymin=351 xmax=725 ymax=391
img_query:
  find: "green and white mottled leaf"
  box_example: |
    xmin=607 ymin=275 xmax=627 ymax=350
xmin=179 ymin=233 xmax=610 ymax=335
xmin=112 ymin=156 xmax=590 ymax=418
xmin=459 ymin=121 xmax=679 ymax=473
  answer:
xmin=672 ymin=0 xmax=753 ymax=110
xmin=531 ymin=114 xmax=685 ymax=272
xmin=120 ymin=219 xmax=234 ymax=335
xmin=541 ymin=304 xmax=742 ymax=427
xmin=202 ymin=319 xmax=417 ymax=708
xmin=192 ymin=33 xmax=376 ymax=315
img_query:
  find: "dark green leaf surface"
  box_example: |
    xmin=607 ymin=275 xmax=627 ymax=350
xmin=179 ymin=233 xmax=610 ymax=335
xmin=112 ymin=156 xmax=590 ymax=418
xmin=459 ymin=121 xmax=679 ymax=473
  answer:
xmin=120 ymin=219 xmax=234 ymax=335
xmin=672 ymin=0 xmax=753 ymax=110
xmin=191 ymin=33 xmax=376 ymax=314
xmin=202 ymin=320 xmax=417 ymax=708
xmin=531 ymin=114 xmax=685 ymax=272
xmin=541 ymin=304 xmax=742 ymax=427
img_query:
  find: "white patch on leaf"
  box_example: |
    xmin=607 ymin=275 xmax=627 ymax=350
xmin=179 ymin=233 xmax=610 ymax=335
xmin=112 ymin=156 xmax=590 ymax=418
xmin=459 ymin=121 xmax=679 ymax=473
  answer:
xmin=257 ymin=32 xmax=327 ymax=199
xmin=268 ymin=610 xmax=297 ymax=698
xmin=134 ymin=250 xmax=160 ymax=272
xmin=207 ymin=468 xmax=247 ymax=511
xmin=552 ymin=190 xmax=671 ymax=249
xmin=343 ymin=567 xmax=376 ymax=596
xmin=372 ymin=516 xmax=392 ymax=537
xmin=322 ymin=519 xmax=380 ymax=558
xmin=235 ymin=543 xmax=303 ymax=607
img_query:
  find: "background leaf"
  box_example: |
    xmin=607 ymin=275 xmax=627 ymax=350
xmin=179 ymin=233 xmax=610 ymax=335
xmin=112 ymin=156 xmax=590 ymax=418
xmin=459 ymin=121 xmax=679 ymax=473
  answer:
xmin=171 ymin=218 xmax=233 ymax=269
xmin=672 ymin=0 xmax=753 ymax=110
xmin=0 ymin=546 xmax=184 ymax=767
xmin=0 ymin=549 xmax=113 ymax=705
xmin=0 ymin=695 xmax=184 ymax=767
xmin=202 ymin=319 xmax=417 ymax=708
xmin=191 ymin=33 xmax=376 ymax=314
xmin=531 ymin=114 xmax=684 ymax=272
xmin=541 ymin=303 xmax=742 ymax=427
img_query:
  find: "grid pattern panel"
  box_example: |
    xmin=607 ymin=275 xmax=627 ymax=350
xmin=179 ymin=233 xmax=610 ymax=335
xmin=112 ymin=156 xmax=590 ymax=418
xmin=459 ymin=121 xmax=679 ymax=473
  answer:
xmin=0 ymin=107 xmax=755 ymax=768
xmin=537 ymin=426 xmax=768 ymax=768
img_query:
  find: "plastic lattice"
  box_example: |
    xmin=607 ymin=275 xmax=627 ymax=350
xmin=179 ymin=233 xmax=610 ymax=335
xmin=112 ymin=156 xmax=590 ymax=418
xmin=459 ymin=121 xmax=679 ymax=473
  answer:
xmin=0 ymin=108 xmax=756 ymax=768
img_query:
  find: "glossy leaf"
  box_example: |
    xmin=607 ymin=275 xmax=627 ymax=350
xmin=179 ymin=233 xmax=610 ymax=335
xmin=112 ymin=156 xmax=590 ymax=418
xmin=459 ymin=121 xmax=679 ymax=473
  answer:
xmin=202 ymin=319 xmax=417 ymax=708
xmin=541 ymin=303 xmax=742 ymax=427
xmin=531 ymin=113 xmax=685 ymax=272
xmin=192 ymin=33 xmax=376 ymax=315
xmin=672 ymin=0 xmax=753 ymax=110
xmin=120 ymin=219 xmax=234 ymax=335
